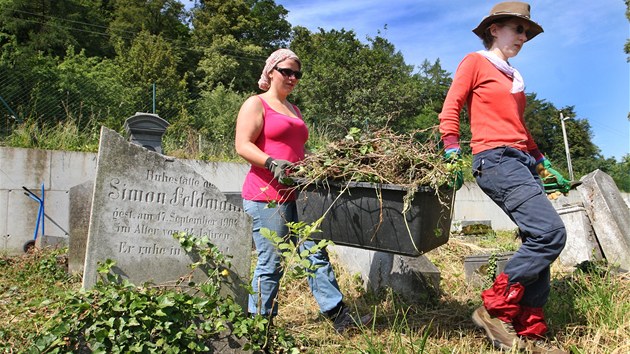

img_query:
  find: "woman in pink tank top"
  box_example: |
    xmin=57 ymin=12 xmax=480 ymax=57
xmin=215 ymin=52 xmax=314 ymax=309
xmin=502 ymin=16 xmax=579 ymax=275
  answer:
xmin=234 ymin=49 xmax=371 ymax=334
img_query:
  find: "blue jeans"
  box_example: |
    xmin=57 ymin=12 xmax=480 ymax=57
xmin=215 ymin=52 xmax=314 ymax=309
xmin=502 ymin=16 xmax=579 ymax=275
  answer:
xmin=472 ymin=147 xmax=566 ymax=307
xmin=242 ymin=199 xmax=343 ymax=316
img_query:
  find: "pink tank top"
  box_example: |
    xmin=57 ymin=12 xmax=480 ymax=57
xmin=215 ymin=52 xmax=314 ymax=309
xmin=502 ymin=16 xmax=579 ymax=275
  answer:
xmin=241 ymin=96 xmax=308 ymax=202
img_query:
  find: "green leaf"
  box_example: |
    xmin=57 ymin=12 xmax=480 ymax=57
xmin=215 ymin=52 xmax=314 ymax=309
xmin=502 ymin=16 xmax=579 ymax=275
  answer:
xmin=157 ymin=295 xmax=175 ymax=308
xmin=129 ymin=343 xmax=144 ymax=352
xmin=300 ymin=259 xmax=312 ymax=269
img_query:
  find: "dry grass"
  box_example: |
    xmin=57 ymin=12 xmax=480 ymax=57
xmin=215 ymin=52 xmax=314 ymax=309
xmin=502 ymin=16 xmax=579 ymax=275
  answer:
xmin=271 ymin=231 xmax=630 ymax=353
xmin=1 ymin=232 xmax=627 ymax=353
xmin=0 ymin=249 xmax=80 ymax=351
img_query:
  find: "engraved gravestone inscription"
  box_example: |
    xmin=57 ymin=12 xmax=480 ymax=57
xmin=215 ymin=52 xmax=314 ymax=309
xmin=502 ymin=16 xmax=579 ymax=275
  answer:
xmin=82 ymin=127 xmax=251 ymax=306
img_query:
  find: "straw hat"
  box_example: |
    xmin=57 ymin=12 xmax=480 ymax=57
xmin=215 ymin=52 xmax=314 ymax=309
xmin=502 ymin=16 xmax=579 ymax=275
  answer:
xmin=472 ymin=2 xmax=543 ymax=41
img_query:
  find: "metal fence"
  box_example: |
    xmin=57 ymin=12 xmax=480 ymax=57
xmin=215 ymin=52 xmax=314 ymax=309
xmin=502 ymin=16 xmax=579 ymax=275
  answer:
xmin=0 ymin=66 xmax=182 ymax=138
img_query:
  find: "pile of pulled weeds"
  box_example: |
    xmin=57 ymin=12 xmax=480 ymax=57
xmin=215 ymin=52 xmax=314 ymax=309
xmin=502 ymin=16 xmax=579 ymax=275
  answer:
xmin=292 ymin=126 xmax=456 ymax=193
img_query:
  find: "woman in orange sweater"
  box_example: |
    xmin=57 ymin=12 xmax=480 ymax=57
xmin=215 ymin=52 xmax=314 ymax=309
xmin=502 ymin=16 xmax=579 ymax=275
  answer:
xmin=439 ymin=2 xmax=566 ymax=352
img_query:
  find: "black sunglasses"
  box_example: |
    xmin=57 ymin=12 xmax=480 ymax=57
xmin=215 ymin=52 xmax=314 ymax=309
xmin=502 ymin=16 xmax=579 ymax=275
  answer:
xmin=274 ymin=67 xmax=303 ymax=80
xmin=505 ymin=24 xmax=526 ymax=35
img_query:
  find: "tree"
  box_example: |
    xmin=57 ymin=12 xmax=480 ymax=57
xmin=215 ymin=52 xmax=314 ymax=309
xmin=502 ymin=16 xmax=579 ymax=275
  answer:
xmin=246 ymin=0 xmax=291 ymax=50
xmin=625 ymin=0 xmax=629 ymax=62
xmin=55 ymin=47 xmax=129 ymax=127
xmin=194 ymin=36 xmax=267 ymax=92
xmin=290 ymin=27 xmax=425 ymax=136
xmin=399 ymin=59 xmax=456 ymax=145
xmin=107 ymin=0 xmax=190 ymax=48
xmin=189 ymin=0 xmax=290 ymax=92
xmin=610 ymin=154 xmax=630 ymax=191
xmin=114 ymin=31 xmax=188 ymax=128
xmin=524 ymin=94 xmax=601 ymax=178
xmin=0 ymin=0 xmax=114 ymax=57
xmin=0 ymin=40 xmax=62 ymax=121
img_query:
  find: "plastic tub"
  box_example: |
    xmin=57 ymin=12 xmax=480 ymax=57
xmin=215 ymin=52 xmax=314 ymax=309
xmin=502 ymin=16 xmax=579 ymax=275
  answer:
xmin=295 ymin=180 xmax=453 ymax=257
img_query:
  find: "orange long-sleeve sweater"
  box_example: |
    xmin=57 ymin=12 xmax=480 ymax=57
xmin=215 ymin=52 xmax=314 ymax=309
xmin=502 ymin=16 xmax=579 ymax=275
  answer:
xmin=439 ymin=52 xmax=541 ymax=157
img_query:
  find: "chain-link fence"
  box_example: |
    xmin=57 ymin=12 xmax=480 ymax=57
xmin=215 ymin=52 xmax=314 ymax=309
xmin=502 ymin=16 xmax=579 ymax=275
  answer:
xmin=0 ymin=65 xmax=185 ymax=139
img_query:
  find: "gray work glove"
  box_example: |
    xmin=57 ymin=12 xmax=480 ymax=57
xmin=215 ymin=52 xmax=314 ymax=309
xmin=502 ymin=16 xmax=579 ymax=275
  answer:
xmin=264 ymin=157 xmax=294 ymax=185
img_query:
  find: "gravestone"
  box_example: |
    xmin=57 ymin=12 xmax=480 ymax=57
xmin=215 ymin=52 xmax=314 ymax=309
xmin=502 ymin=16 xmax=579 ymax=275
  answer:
xmin=68 ymin=180 xmax=94 ymax=275
xmin=331 ymin=245 xmax=441 ymax=301
xmin=464 ymin=252 xmax=514 ymax=286
xmin=554 ymin=202 xmax=603 ymax=267
xmin=459 ymin=220 xmax=493 ymax=235
xmin=578 ymin=169 xmax=630 ymax=271
xmin=83 ymin=127 xmax=252 ymax=307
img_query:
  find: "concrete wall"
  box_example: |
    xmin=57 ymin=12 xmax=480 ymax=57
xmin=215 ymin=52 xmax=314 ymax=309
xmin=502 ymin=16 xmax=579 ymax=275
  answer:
xmin=1 ymin=146 xmax=628 ymax=255
xmin=0 ymin=147 xmax=248 ymax=255
xmin=0 ymin=148 xmax=98 ymax=254
xmin=451 ymin=182 xmax=515 ymax=230
xmin=452 ymin=182 xmax=590 ymax=231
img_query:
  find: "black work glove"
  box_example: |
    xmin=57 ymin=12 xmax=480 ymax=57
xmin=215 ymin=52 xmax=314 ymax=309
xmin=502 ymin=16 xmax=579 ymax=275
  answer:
xmin=264 ymin=157 xmax=294 ymax=185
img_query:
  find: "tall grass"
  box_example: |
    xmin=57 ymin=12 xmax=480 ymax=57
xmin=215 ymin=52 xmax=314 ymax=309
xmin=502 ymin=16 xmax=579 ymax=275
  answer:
xmin=546 ymin=261 xmax=630 ymax=353
xmin=0 ymin=221 xmax=628 ymax=353
xmin=4 ymin=117 xmax=100 ymax=152
xmin=272 ymin=231 xmax=629 ymax=353
xmin=0 ymin=249 xmax=80 ymax=352
xmin=3 ymin=114 xmax=245 ymax=161
xmin=0 ymin=221 xmax=630 ymax=354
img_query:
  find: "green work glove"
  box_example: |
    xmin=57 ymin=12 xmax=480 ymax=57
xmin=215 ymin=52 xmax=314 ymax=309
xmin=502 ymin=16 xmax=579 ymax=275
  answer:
xmin=265 ymin=157 xmax=294 ymax=185
xmin=443 ymin=148 xmax=463 ymax=191
xmin=535 ymin=158 xmax=553 ymax=178
xmin=536 ymin=158 xmax=571 ymax=193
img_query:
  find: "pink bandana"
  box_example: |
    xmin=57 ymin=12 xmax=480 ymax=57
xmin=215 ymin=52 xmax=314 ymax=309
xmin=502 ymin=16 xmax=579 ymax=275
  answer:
xmin=258 ymin=49 xmax=301 ymax=91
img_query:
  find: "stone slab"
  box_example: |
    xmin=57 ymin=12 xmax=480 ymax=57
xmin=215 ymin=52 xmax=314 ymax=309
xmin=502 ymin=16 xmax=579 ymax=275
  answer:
xmin=578 ymin=169 xmax=630 ymax=271
xmin=331 ymin=245 xmax=441 ymax=300
xmin=460 ymin=220 xmax=492 ymax=228
xmin=223 ymin=192 xmax=243 ymax=210
xmin=387 ymin=254 xmax=441 ymax=296
xmin=0 ymin=190 xmax=8 ymax=251
xmin=83 ymin=127 xmax=252 ymax=308
xmin=40 ymin=235 xmax=67 ymax=248
xmin=180 ymin=161 xmax=248 ymax=193
xmin=457 ymin=220 xmax=493 ymax=235
xmin=554 ymin=203 xmax=603 ymax=267
xmin=68 ymin=181 xmax=94 ymax=275
xmin=464 ymin=252 xmax=514 ymax=286
xmin=548 ymin=191 xmax=584 ymax=207
xmin=40 ymin=190 xmax=70 ymax=239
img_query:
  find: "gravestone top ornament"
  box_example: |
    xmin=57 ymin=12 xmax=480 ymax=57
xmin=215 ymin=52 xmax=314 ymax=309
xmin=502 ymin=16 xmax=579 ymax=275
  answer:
xmin=123 ymin=112 xmax=169 ymax=154
xmin=83 ymin=127 xmax=252 ymax=306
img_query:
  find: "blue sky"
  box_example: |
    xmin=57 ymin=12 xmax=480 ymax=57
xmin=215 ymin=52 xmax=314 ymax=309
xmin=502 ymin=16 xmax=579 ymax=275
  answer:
xmin=182 ymin=0 xmax=629 ymax=160
xmin=271 ymin=0 xmax=629 ymax=161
